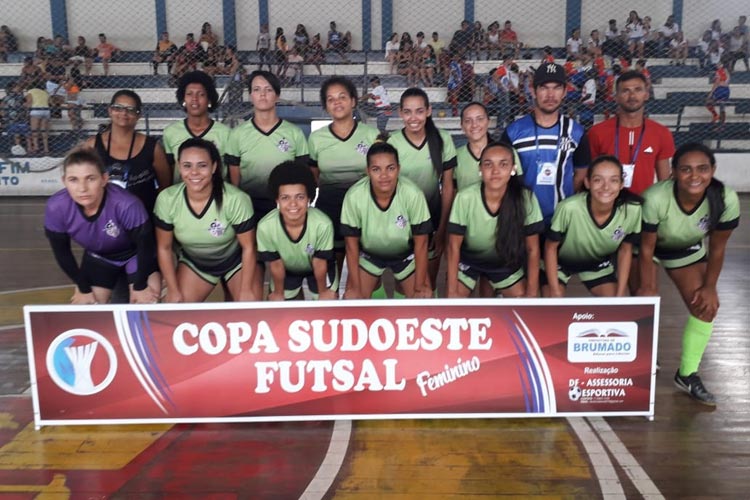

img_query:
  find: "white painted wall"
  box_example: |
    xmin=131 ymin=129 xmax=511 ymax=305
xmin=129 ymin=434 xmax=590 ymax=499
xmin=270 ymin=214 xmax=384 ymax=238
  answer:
xmin=475 ymin=0 xmax=566 ymax=48
xmin=235 ymin=1 xmax=261 ymax=51
xmin=1 ymin=0 xmax=52 ymax=51
xmin=68 ymin=0 xmax=155 ymax=51
xmin=393 ymin=0 xmax=462 ymax=51
xmin=682 ymin=0 xmax=747 ymax=45
xmin=165 ymin=0 xmax=223 ymax=49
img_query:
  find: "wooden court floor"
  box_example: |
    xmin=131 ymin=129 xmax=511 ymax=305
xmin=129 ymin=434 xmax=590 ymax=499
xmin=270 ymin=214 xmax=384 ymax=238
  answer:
xmin=0 ymin=195 xmax=747 ymax=499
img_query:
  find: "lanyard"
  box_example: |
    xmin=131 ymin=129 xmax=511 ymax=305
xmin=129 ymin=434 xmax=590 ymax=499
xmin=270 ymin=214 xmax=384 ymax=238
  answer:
xmin=614 ymin=118 xmax=646 ymax=165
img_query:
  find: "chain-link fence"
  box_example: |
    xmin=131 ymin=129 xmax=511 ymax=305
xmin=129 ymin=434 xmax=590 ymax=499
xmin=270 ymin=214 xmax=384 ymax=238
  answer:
xmin=1 ymin=0 xmax=749 ymax=160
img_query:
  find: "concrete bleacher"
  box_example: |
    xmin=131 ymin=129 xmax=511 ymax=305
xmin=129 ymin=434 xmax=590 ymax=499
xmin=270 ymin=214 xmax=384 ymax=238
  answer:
xmin=3 ymin=54 xmax=750 ymax=154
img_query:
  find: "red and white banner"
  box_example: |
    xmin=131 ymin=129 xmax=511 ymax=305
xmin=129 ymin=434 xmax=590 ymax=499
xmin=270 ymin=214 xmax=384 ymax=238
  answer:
xmin=24 ymin=298 xmax=659 ymax=426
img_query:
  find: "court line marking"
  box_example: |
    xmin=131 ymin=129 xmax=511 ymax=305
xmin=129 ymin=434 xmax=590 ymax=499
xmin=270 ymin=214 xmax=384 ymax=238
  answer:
xmin=0 ymin=284 xmax=71 ymax=295
xmin=0 ymin=324 xmax=23 ymax=331
xmin=588 ymin=417 xmax=665 ymax=499
xmin=299 ymin=419 xmax=352 ymax=500
xmin=567 ymin=417 xmax=625 ymax=499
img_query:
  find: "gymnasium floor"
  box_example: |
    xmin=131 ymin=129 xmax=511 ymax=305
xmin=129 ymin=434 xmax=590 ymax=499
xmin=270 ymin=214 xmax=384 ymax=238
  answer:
xmin=0 ymin=195 xmax=748 ymax=499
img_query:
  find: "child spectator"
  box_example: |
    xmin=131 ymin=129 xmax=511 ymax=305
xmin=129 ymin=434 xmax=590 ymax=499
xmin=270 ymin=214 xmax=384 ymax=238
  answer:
xmin=95 ymin=33 xmax=119 ymax=76
xmin=364 ymin=76 xmax=392 ymax=133
xmin=306 ymin=34 xmax=325 ymax=75
xmin=2 ymin=82 xmax=30 ymax=155
xmin=669 ymin=32 xmax=688 ymax=66
xmin=69 ymin=36 xmax=94 ymax=75
xmin=327 ymin=21 xmax=350 ymax=62
xmin=152 ymin=31 xmax=177 ymax=75
xmin=567 ymin=28 xmax=582 ymax=59
xmin=256 ymin=24 xmax=272 ymax=71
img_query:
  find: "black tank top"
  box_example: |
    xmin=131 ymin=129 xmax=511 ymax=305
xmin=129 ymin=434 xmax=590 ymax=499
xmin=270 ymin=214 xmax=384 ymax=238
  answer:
xmin=95 ymin=133 xmax=159 ymax=214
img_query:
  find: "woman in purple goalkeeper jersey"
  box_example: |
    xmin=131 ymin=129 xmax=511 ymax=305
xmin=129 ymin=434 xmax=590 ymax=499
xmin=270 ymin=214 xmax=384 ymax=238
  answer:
xmin=44 ymin=148 xmax=161 ymax=305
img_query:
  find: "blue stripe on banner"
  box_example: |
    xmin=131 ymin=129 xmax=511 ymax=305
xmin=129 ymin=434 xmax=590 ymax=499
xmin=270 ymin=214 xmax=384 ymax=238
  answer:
xmin=139 ymin=311 xmax=175 ymax=400
xmin=509 ymin=317 xmax=546 ymax=413
xmin=126 ymin=310 xmax=175 ymax=411
xmin=49 ymin=0 xmax=69 ymax=41
xmin=507 ymin=319 xmax=542 ymax=412
xmin=507 ymin=332 xmax=533 ymax=412
xmin=362 ymin=0 xmax=371 ymax=51
xmin=154 ymin=0 xmax=167 ymax=38
xmin=222 ymin=0 xmax=237 ymax=48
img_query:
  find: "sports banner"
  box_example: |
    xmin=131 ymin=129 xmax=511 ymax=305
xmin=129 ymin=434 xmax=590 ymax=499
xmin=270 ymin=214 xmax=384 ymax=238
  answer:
xmin=25 ymin=298 xmax=659 ymax=426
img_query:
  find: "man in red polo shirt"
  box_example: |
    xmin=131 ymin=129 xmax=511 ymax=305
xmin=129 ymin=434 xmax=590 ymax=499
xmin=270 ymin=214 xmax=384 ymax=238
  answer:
xmin=588 ymin=70 xmax=674 ymax=194
xmin=500 ymin=20 xmax=521 ymax=59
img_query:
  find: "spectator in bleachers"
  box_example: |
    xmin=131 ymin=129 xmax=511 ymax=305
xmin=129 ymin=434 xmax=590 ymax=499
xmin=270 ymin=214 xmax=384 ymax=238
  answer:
xmin=415 ymin=31 xmax=428 ymax=49
xmin=172 ymin=33 xmax=204 ymax=82
xmin=625 ymin=10 xmax=645 ymax=58
xmin=385 ymin=32 xmax=399 ymax=73
xmin=471 ymin=21 xmax=486 ymax=60
xmin=162 ymin=71 xmax=230 ymax=183
xmin=541 ymin=45 xmax=555 ymax=64
xmin=706 ymin=39 xmax=724 ymax=72
xmin=486 ymin=22 xmax=501 ymax=60
xmin=421 ymin=45 xmax=437 ymax=86
xmin=588 ymin=70 xmax=674 ymax=195
xmin=566 ymin=28 xmax=582 ymax=59
xmin=642 ymin=16 xmax=660 ymax=57
xmin=25 ymin=82 xmax=50 ymax=155
xmin=274 ymin=27 xmax=289 ymax=78
xmin=256 ymin=23 xmax=272 ymax=71
xmin=727 ymin=25 xmax=748 ymax=73
xmin=500 ymin=20 xmax=521 ymax=60
xmin=669 ymin=32 xmax=688 ymax=66
xmin=286 ymin=46 xmax=304 ymax=85
xmin=588 ymin=29 xmax=602 ymax=55
xmin=293 ymin=24 xmax=310 ymax=56
xmin=446 ymin=51 xmax=463 ymax=116
xmin=739 ymin=15 xmax=748 ymax=36
xmin=152 ymin=31 xmax=177 ymax=75
xmin=0 ymin=25 xmax=19 ymax=63
xmin=84 ymin=89 xmax=170 ymax=213
xmin=70 ymin=36 xmax=94 ymax=75
xmin=578 ymin=68 xmax=597 ymax=129
xmin=217 ymin=45 xmax=243 ymax=77
xmin=396 ymin=37 xmax=416 ymax=84
xmin=600 ymin=63 xmax=621 ymax=119
xmin=63 ymin=77 xmax=83 ymax=134
xmin=199 ymin=22 xmax=219 ymax=52
xmin=35 ymin=36 xmax=52 ymax=66
xmin=706 ymin=58 xmax=731 ymax=129
xmin=710 ymin=19 xmax=722 ymax=41
xmin=603 ymin=19 xmax=626 ymax=59
xmin=635 ymin=58 xmax=651 ymax=87
xmin=306 ymin=33 xmax=325 ymax=75
xmin=2 ymin=82 xmax=30 ymax=155
xmin=19 ymin=56 xmax=44 ymax=90
xmin=45 ymin=64 xmax=67 ymax=119
xmin=449 ymin=20 xmax=473 ymax=58
xmin=429 ymin=31 xmax=447 ymax=74
xmin=657 ymin=15 xmax=680 ymax=57
xmin=696 ymin=30 xmax=712 ymax=71
xmin=364 ymin=75 xmax=392 ymax=133
xmin=327 ymin=21 xmax=350 ymax=62
xmin=502 ymin=63 xmax=524 ymax=124
xmin=94 ymin=33 xmax=119 ymax=76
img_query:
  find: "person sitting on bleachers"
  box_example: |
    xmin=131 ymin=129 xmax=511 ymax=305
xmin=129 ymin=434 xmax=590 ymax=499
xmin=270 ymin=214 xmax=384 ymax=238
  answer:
xmin=293 ymin=24 xmax=310 ymax=56
xmin=727 ymin=25 xmax=749 ymax=73
xmin=657 ymin=15 xmax=680 ymax=57
xmin=588 ymin=29 xmax=603 ymax=55
xmin=471 ymin=21 xmax=487 ymax=60
xmin=69 ymin=36 xmax=94 ymax=75
xmin=274 ymin=27 xmax=289 ymax=78
xmin=385 ymin=32 xmax=399 ymax=73
xmin=669 ymin=32 xmax=688 ymax=66
xmin=256 ymin=23 xmax=272 ymax=71
xmin=172 ymin=33 xmax=204 ymax=82
xmin=624 ymin=10 xmax=645 ymax=58
xmin=710 ymin=19 xmax=722 ymax=41
xmin=0 ymin=25 xmax=19 ymax=63
xmin=486 ymin=22 xmax=501 ymax=60
xmin=152 ymin=31 xmax=177 ymax=75
xmin=94 ymin=33 xmax=119 ymax=76
xmin=500 ymin=20 xmax=521 ymax=60
xmin=306 ymin=33 xmax=325 ymax=75
xmin=1 ymin=81 xmax=30 ymax=156
xmin=603 ymin=19 xmax=626 ymax=59
xmin=19 ymin=56 xmax=44 ymax=90
xmin=429 ymin=31 xmax=447 ymax=74
xmin=326 ymin=21 xmax=350 ymax=62
xmin=567 ymin=28 xmax=583 ymax=59
xmin=696 ymin=30 xmax=712 ymax=71
xmin=449 ymin=20 xmax=473 ymax=59
xmin=706 ymin=39 xmax=724 ymax=72
xmin=199 ymin=22 xmax=219 ymax=52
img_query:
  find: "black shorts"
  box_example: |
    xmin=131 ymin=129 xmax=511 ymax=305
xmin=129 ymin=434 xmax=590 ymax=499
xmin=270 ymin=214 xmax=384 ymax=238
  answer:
xmin=80 ymin=252 xmax=158 ymax=289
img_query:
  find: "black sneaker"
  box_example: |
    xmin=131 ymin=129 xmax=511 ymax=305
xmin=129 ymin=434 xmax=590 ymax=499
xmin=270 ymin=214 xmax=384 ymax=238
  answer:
xmin=674 ymin=371 xmax=717 ymax=406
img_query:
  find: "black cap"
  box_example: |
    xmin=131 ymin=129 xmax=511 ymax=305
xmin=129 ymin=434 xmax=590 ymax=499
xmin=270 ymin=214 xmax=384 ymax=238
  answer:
xmin=534 ymin=63 xmax=567 ymax=87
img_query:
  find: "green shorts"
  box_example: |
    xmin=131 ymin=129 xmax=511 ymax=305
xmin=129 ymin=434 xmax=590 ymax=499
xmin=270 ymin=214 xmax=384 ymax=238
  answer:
xmin=178 ymin=253 xmax=242 ymax=286
xmin=543 ymin=260 xmax=617 ymax=290
xmin=359 ymin=251 xmax=415 ymax=282
xmin=457 ymin=260 xmax=524 ymax=292
xmin=270 ymin=265 xmax=340 ymax=300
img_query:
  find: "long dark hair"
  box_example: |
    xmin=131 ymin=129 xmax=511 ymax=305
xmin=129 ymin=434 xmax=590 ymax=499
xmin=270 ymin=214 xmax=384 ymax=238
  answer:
xmin=177 ymin=137 xmax=225 ymax=211
xmin=400 ymin=87 xmax=443 ymax=176
xmin=586 ymin=155 xmax=643 ymax=208
xmin=482 ymin=142 xmax=528 ymax=269
xmin=672 ymin=142 xmax=724 ymax=231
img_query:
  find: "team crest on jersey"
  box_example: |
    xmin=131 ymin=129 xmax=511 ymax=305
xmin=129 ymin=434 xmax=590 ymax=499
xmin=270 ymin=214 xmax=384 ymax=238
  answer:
xmin=305 ymin=243 xmax=315 ymax=255
xmin=277 ymin=138 xmax=290 ymax=153
xmin=356 ymin=141 xmax=369 ymax=155
xmin=103 ymin=220 xmax=120 ymax=238
xmin=209 ymin=219 xmax=225 ymax=237
xmin=395 ymin=215 xmax=408 ymax=229
xmin=611 ymin=225 xmax=624 ymax=241
xmin=559 ymin=136 xmax=575 ymax=152
xmin=697 ymin=215 xmax=710 ymax=233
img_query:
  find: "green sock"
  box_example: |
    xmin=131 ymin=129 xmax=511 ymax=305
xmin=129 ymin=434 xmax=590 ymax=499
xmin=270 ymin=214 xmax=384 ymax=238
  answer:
xmin=433 ymin=289 xmax=439 ymax=298
xmin=370 ymin=284 xmax=387 ymax=299
xmin=392 ymin=290 xmax=405 ymax=299
xmin=679 ymin=315 xmax=713 ymax=376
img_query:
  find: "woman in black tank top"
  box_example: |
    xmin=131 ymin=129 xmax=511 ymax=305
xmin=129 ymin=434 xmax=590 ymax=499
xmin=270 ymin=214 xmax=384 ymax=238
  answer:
xmin=85 ymin=89 xmax=170 ymax=214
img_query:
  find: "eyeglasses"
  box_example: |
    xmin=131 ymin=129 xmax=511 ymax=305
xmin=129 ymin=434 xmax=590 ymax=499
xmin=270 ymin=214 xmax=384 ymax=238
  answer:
xmin=109 ymin=103 xmax=140 ymax=116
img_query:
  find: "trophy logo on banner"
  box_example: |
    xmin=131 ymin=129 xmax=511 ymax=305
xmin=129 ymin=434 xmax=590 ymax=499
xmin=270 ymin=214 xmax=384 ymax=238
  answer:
xmin=45 ymin=328 xmax=118 ymax=396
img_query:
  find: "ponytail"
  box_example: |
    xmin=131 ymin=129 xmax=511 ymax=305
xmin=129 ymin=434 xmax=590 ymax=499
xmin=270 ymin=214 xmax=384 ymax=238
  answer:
xmin=705 ymin=178 xmax=725 ymax=231
xmin=495 ymin=174 xmax=528 ymax=270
